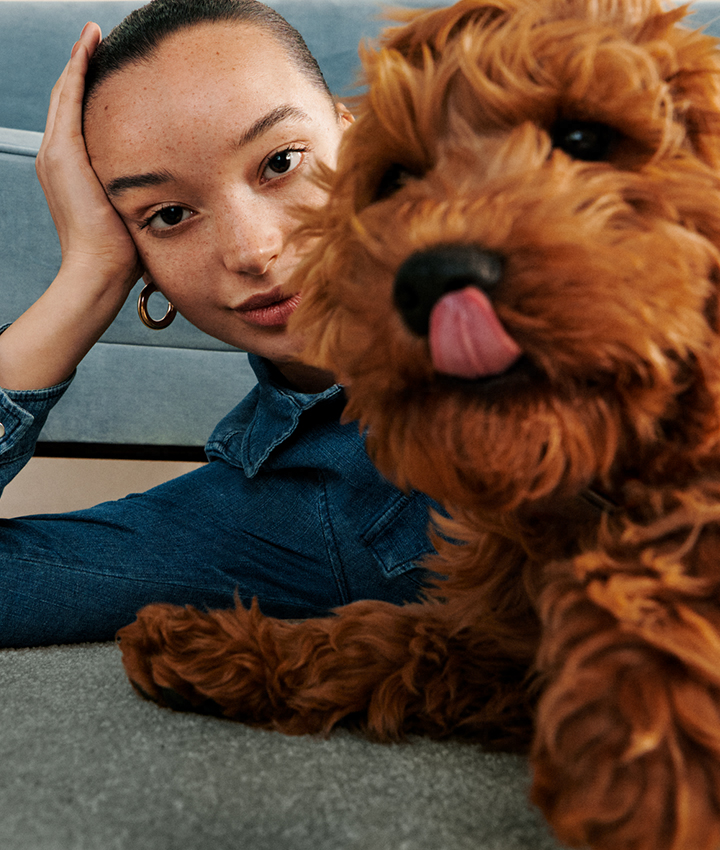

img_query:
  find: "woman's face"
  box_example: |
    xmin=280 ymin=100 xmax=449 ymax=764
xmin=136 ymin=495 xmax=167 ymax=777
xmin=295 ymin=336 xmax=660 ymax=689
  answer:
xmin=84 ymin=22 xmax=350 ymax=371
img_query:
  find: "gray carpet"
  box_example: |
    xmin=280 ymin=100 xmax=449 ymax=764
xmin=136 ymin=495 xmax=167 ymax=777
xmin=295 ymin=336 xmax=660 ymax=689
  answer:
xmin=0 ymin=642 xmax=562 ymax=850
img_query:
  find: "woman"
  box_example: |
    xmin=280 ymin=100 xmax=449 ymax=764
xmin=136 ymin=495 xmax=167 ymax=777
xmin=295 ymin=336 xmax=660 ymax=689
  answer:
xmin=0 ymin=0 xmax=435 ymax=646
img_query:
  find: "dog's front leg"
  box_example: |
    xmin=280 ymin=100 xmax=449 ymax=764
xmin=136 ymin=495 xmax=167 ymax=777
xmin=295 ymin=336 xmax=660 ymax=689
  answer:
xmin=530 ymin=558 xmax=720 ymax=850
xmin=118 ymin=594 xmax=534 ymax=743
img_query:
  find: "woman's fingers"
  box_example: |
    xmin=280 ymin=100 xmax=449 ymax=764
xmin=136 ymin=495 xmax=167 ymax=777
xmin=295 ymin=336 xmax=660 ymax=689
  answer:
xmin=41 ymin=23 xmax=100 ymax=149
xmin=36 ymin=21 xmax=140 ymax=283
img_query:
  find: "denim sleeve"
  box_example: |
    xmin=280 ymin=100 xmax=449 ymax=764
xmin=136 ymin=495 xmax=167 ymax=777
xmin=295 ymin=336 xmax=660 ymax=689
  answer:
xmin=0 ymin=376 xmax=74 ymax=493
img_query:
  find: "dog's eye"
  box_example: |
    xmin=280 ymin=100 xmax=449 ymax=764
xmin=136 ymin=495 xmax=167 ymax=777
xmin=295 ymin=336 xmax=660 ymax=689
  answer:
xmin=374 ymin=163 xmax=416 ymax=201
xmin=550 ymin=120 xmax=619 ymax=162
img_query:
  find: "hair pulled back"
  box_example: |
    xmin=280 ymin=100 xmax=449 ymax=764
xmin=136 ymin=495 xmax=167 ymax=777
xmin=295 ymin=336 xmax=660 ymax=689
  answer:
xmin=84 ymin=0 xmax=332 ymax=106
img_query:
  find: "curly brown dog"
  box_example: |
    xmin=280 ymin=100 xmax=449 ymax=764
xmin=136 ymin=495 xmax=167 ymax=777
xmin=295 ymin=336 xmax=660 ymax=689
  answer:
xmin=119 ymin=0 xmax=720 ymax=846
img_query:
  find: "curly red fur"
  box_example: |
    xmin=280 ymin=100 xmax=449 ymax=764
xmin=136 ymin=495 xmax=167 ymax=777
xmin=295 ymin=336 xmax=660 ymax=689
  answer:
xmin=119 ymin=1 xmax=720 ymax=846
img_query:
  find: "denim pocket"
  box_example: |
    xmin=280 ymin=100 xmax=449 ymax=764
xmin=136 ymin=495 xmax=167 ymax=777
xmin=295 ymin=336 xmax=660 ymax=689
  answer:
xmin=360 ymin=491 xmax=436 ymax=579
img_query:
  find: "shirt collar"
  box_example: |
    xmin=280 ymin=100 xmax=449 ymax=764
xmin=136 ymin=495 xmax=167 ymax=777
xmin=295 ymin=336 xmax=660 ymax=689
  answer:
xmin=206 ymin=353 xmax=344 ymax=477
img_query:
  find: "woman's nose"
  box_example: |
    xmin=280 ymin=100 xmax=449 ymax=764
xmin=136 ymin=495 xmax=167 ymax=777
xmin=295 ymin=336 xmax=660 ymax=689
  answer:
xmin=217 ymin=197 xmax=282 ymax=276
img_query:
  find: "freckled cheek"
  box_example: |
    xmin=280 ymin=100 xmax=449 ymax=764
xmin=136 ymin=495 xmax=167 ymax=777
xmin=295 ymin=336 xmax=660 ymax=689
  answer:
xmin=137 ymin=239 xmax=215 ymax=306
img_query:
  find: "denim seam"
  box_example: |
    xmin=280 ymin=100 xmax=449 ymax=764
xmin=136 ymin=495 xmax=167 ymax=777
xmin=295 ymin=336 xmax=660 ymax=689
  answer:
xmin=316 ymin=472 xmax=351 ymax=606
xmin=10 ymin=557 xmax=303 ymax=607
xmin=241 ymin=396 xmax=303 ymax=477
xmin=360 ymin=491 xmax=413 ymax=543
xmin=359 ymin=491 xmax=433 ymax=579
xmin=3 ymin=377 xmax=74 ymax=403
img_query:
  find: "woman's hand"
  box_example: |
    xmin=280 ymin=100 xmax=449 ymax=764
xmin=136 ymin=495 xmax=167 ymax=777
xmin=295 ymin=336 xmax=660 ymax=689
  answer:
xmin=36 ymin=22 xmax=140 ymax=285
xmin=0 ymin=23 xmax=142 ymax=391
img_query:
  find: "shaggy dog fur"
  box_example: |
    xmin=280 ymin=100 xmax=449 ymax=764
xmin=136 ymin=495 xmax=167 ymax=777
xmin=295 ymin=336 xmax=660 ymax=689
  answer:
xmin=119 ymin=1 xmax=720 ymax=846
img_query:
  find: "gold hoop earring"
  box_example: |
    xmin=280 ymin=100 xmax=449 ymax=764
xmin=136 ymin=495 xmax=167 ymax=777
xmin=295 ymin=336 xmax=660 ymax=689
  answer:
xmin=137 ymin=282 xmax=177 ymax=330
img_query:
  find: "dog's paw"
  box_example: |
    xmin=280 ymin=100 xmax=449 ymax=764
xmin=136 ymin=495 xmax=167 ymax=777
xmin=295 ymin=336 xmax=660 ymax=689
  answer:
xmin=117 ymin=603 xmax=227 ymax=714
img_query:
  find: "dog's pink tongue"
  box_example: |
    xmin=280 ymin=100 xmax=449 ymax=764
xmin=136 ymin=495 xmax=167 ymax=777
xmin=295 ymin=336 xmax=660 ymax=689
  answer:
xmin=429 ymin=287 xmax=521 ymax=379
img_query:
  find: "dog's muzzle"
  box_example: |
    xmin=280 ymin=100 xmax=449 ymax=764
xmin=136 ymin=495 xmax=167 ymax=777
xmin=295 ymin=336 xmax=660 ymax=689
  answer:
xmin=393 ymin=245 xmax=522 ymax=380
xmin=393 ymin=245 xmax=505 ymax=337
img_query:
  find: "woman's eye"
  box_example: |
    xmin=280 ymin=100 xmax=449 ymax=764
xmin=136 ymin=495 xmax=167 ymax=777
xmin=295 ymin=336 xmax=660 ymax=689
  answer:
xmin=144 ymin=205 xmax=193 ymax=231
xmin=262 ymin=148 xmax=305 ymax=182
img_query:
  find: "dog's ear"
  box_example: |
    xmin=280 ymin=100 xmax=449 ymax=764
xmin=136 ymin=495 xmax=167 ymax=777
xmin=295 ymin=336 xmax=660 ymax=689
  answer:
xmin=651 ymin=8 xmax=720 ymax=170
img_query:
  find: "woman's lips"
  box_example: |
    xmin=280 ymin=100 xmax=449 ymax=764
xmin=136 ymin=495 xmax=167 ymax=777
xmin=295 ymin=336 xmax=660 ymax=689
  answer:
xmin=235 ymin=289 xmax=301 ymax=328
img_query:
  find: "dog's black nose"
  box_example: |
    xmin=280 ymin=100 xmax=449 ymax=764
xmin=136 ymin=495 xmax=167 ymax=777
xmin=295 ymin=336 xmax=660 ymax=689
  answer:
xmin=393 ymin=245 xmax=504 ymax=337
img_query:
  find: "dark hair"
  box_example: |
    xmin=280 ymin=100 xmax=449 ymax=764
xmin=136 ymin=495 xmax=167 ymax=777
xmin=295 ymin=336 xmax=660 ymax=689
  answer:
xmin=84 ymin=0 xmax=333 ymax=107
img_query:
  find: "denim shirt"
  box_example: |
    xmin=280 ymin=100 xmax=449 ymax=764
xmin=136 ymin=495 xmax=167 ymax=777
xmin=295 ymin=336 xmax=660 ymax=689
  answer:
xmin=206 ymin=354 xmax=437 ymax=589
xmin=0 ymin=354 xmax=437 ymax=596
xmin=0 ymin=377 xmax=74 ymax=490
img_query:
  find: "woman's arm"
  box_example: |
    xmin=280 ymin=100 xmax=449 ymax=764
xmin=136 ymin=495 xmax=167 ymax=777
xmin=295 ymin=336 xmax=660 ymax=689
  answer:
xmin=0 ymin=23 xmax=142 ymax=391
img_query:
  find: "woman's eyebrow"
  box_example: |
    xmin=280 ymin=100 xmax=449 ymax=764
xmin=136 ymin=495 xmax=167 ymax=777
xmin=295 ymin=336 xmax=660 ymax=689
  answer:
xmin=104 ymin=106 xmax=310 ymax=198
xmin=236 ymin=104 xmax=311 ymax=148
xmin=105 ymin=169 xmax=175 ymax=198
